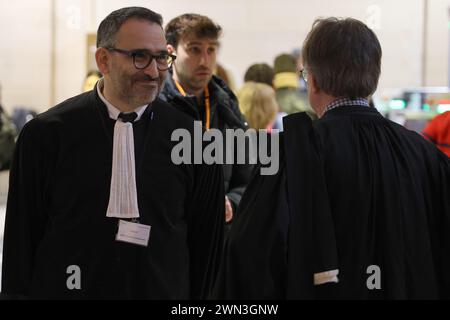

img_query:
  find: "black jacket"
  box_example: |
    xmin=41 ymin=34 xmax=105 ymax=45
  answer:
xmin=160 ymin=74 xmax=252 ymax=214
xmin=214 ymin=108 xmax=450 ymax=299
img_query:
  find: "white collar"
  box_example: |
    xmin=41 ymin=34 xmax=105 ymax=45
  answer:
xmin=96 ymin=79 xmax=148 ymax=121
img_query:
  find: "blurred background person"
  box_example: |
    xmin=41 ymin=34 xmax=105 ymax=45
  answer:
xmin=237 ymin=81 xmax=277 ymax=131
xmin=241 ymin=63 xmax=288 ymax=131
xmin=422 ymin=111 xmax=450 ymax=157
xmin=83 ymin=70 xmax=102 ymax=92
xmin=0 ymin=83 xmax=17 ymax=171
xmin=273 ymin=53 xmax=316 ymax=119
xmin=243 ymin=63 xmax=275 ymax=87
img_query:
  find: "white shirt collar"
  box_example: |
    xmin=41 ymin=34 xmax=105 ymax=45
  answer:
xmin=96 ymin=78 xmax=148 ymax=121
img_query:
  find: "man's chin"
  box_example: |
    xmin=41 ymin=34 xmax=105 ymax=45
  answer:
xmin=134 ymin=92 xmax=158 ymax=107
xmin=194 ymin=78 xmax=211 ymax=90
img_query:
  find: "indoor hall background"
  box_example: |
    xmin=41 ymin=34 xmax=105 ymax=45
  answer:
xmin=1 ymin=0 xmax=450 ymax=287
xmin=1 ymin=0 xmax=449 ymax=114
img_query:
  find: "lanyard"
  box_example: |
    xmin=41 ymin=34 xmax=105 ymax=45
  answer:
xmin=174 ymin=80 xmax=211 ymax=130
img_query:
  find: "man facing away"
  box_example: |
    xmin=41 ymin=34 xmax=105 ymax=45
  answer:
xmin=159 ymin=14 xmax=252 ymax=225
xmin=1 ymin=7 xmax=224 ymax=300
xmin=214 ymin=17 xmax=450 ymax=299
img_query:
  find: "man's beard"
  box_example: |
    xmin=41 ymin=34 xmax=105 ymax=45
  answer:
xmin=118 ymin=73 xmax=162 ymax=107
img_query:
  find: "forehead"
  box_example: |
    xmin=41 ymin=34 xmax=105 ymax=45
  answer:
xmin=179 ymin=35 xmax=219 ymax=47
xmin=115 ymin=18 xmax=167 ymax=50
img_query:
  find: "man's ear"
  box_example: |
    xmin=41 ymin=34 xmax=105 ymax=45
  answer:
xmin=310 ymin=73 xmax=320 ymax=94
xmin=167 ymin=44 xmax=176 ymax=55
xmin=95 ymin=48 xmax=110 ymax=75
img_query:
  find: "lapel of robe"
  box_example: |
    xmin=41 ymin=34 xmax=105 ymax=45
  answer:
xmin=86 ymin=90 xmax=115 ymax=212
xmin=283 ymin=112 xmax=339 ymax=299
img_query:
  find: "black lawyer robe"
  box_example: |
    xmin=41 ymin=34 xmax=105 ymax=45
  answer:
xmin=214 ymin=106 xmax=450 ymax=299
xmin=1 ymin=88 xmax=224 ymax=299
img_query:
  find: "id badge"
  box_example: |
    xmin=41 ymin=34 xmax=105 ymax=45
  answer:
xmin=116 ymin=220 xmax=151 ymax=247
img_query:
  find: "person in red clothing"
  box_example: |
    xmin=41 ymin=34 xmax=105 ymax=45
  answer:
xmin=423 ymin=111 xmax=450 ymax=157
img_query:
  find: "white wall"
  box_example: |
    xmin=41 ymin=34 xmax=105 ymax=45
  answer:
xmin=0 ymin=0 xmax=52 ymax=113
xmin=94 ymin=0 xmax=425 ymax=92
xmin=426 ymin=0 xmax=450 ymax=87
xmin=0 ymin=0 xmax=449 ymax=113
xmin=54 ymin=0 xmax=93 ymax=106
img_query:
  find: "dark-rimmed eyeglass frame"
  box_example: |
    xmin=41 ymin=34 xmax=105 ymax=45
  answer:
xmin=106 ymin=47 xmax=176 ymax=71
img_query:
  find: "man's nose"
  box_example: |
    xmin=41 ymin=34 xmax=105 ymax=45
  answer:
xmin=143 ymin=58 xmax=159 ymax=77
xmin=199 ymin=50 xmax=210 ymax=65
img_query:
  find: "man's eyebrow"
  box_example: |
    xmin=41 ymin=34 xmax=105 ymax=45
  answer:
xmin=186 ymin=41 xmax=219 ymax=47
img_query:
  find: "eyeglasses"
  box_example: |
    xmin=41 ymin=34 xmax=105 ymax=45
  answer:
xmin=300 ymin=68 xmax=309 ymax=83
xmin=106 ymin=47 xmax=176 ymax=71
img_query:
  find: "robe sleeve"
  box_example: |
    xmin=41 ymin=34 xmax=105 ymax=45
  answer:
xmin=225 ymin=162 xmax=252 ymax=215
xmin=433 ymin=151 xmax=450 ymax=298
xmin=212 ymin=159 xmax=290 ymax=299
xmin=1 ymin=119 xmax=55 ymax=299
xmin=186 ymin=162 xmax=225 ymax=299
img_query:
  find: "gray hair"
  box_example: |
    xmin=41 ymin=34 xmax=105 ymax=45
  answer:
xmin=97 ymin=7 xmax=163 ymax=48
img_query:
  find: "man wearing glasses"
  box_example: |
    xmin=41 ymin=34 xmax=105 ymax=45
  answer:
xmin=214 ymin=17 xmax=450 ymax=299
xmin=159 ymin=14 xmax=251 ymax=226
xmin=1 ymin=7 xmax=224 ymax=299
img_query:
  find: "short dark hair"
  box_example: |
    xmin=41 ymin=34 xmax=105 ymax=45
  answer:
xmin=302 ymin=17 xmax=382 ymax=99
xmin=165 ymin=13 xmax=222 ymax=48
xmin=244 ymin=63 xmax=275 ymax=87
xmin=97 ymin=7 xmax=163 ymax=48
